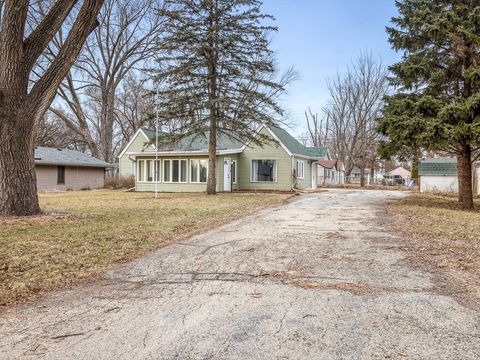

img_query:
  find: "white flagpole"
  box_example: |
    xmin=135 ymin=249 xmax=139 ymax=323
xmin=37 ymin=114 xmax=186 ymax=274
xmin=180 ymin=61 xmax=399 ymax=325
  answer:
xmin=155 ymin=84 xmax=159 ymax=199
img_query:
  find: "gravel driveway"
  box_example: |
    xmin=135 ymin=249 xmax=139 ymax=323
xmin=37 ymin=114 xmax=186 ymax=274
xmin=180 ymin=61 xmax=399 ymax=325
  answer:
xmin=1 ymin=189 xmax=479 ymax=359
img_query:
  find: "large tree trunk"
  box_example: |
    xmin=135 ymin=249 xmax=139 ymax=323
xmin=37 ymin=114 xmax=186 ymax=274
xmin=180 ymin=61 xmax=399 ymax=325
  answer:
xmin=206 ymin=1 xmax=218 ymax=195
xmin=0 ymin=0 xmax=104 ymax=216
xmin=0 ymin=106 xmax=41 ymax=216
xmin=360 ymin=165 xmax=366 ymax=187
xmin=457 ymin=144 xmax=474 ymax=210
xmin=411 ymin=149 xmax=420 ymax=182
xmin=100 ymin=89 xmax=115 ymax=164
xmin=207 ymin=116 xmax=217 ymax=194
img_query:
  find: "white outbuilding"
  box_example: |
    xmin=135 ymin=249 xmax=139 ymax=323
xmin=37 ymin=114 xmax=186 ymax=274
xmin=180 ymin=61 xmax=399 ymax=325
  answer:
xmin=419 ymin=158 xmax=458 ymax=193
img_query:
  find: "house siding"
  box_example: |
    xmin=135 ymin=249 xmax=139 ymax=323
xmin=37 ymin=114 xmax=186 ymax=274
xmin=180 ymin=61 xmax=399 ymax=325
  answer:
xmin=119 ymin=132 xmax=151 ymax=176
xmin=293 ymin=156 xmax=313 ymax=190
xmin=237 ymin=129 xmax=292 ymax=191
xmin=420 ymin=175 xmax=458 ymax=193
xmin=36 ymin=165 xmax=105 ymax=191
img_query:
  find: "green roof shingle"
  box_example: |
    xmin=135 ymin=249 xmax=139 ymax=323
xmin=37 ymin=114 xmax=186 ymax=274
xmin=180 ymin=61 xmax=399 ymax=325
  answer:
xmin=268 ymin=126 xmax=328 ymax=159
xmin=419 ymin=158 xmax=457 ymax=176
xmin=142 ymin=129 xmax=244 ymax=152
xmin=141 ymin=125 xmax=329 ymax=159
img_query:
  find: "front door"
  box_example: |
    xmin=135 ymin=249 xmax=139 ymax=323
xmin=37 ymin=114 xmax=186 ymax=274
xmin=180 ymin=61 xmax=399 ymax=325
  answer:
xmin=223 ymin=158 xmax=232 ymax=192
xmin=312 ymin=163 xmax=317 ymax=189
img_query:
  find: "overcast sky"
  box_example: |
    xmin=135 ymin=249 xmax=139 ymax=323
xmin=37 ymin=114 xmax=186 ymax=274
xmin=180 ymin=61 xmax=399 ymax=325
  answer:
xmin=261 ymin=0 xmax=401 ymax=137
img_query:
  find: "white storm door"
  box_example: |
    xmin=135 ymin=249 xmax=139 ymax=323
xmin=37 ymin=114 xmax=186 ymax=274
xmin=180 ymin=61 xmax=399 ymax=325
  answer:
xmin=223 ymin=158 xmax=232 ymax=192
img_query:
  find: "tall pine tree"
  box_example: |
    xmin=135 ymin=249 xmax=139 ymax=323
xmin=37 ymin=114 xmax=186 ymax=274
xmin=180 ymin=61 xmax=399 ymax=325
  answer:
xmin=380 ymin=0 xmax=480 ymax=209
xmin=153 ymin=0 xmax=291 ymax=194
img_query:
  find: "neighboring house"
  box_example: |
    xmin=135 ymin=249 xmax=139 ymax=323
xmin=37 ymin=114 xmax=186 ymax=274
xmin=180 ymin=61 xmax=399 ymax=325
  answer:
xmin=388 ymin=166 xmax=411 ymax=181
xmin=317 ymin=160 xmax=345 ymax=185
xmin=35 ymin=147 xmax=110 ymax=191
xmin=348 ymin=167 xmax=372 ymax=184
xmin=118 ymin=124 xmax=330 ymax=192
xmin=419 ymin=158 xmax=458 ymax=193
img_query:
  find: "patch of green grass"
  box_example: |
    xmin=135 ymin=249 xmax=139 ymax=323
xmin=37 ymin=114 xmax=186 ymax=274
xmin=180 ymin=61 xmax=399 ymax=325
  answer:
xmin=0 ymin=190 xmax=290 ymax=306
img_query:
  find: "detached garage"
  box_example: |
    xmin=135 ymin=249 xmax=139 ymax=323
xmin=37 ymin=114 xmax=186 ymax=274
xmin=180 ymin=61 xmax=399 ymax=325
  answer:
xmin=35 ymin=147 xmax=110 ymax=191
xmin=419 ymin=158 xmax=458 ymax=193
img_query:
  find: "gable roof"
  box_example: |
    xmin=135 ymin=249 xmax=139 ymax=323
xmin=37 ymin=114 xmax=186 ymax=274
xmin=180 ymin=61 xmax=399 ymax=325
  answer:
xmin=267 ymin=125 xmax=329 ymax=159
xmin=419 ymin=157 xmax=457 ymax=176
xmin=121 ymin=124 xmax=329 ymax=159
xmin=35 ymin=147 xmax=109 ymax=168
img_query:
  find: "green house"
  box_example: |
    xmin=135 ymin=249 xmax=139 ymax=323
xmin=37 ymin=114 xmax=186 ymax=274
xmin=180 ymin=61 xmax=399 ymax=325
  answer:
xmin=118 ymin=124 xmax=330 ymax=192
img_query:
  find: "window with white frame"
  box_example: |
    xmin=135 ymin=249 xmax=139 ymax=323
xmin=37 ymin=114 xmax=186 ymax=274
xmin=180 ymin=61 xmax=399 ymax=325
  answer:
xmin=163 ymin=159 xmax=188 ymax=183
xmin=296 ymin=160 xmax=305 ymax=179
xmin=146 ymin=160 xmax=154 ymax=182
xmin=154 ymin=160 xmax=161 ymax=182
xmin=137 ymin=161 xmax=145 ymax=182
xmin=191 ymin=159 xmax=208 ymax=183
xmin=232 ymin=160 xmax=237 ymax=184
xmin=137 ymin=159 xmax=157 ymax=182
xmin=251 ymin=160 xmax=276 ymax=182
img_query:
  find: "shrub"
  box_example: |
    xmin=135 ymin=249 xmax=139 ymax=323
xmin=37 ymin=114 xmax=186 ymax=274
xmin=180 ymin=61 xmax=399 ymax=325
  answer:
xmin=105 ymin=175 xmax=135 ymax=190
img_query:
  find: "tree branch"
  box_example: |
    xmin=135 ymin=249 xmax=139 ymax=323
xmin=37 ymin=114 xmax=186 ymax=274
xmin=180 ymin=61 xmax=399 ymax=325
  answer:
xmin=28 ymin=0 xmax=105 ymax=119
xmin=24 ymin=0 xmax=78 ymax=73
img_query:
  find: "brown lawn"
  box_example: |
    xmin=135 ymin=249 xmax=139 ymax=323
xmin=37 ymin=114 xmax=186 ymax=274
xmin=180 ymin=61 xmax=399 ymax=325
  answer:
xmin=389 ymin=193 xmax=480 ymax=310
xmin=0 ymin=190 xmax=291 ymax=307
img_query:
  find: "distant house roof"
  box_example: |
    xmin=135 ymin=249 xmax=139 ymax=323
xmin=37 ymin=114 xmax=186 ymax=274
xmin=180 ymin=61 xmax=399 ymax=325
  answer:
xmin=419 ymin=157 xmax=457 ymax=176
xmin=34 ymin=147 xmax=110 ymax=168
xmin=351 ymin=167 xmax=371 ymax=174
xmin=388 ymin=166 xmax=411 ymax=179
xmin=318 ymin=160 xmax=337 ymax=169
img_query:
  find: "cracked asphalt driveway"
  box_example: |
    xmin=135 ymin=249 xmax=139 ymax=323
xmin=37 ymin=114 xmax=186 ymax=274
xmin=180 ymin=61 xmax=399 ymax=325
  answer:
xmin=1 ymin=189 xmax=480 ymax=359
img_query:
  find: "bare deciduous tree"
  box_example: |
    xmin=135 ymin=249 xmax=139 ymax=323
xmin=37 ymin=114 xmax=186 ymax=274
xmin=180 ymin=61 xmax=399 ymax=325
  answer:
xmin=323 ymin=51 xmax=389 ymax=186
xmin=305 ymin=107 xmax=329 ymax=148
xmin=0 ymin=0 xmax=105 ymax=216
xmin=43 ymin=0 xmax=164 ymax=164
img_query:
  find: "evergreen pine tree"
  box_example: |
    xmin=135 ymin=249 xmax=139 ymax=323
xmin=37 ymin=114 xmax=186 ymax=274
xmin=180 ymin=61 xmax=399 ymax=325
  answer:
xmin=379 ymin=0 xmax=480 ymax=209
xmin=153 ymin=0 xmax=292 ymax=194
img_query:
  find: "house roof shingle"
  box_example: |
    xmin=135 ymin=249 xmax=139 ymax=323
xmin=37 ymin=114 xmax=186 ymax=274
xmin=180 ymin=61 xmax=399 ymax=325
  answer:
xmin=140 ymin=125 xmax=329 ymax=159
xmin=419 ymin=157 xmax=457 ymax=176
xmin=34 ymin=147 xmax=110 ymax=168
xmin=318 ymin=160 xmax=337 ymax=169
xmin=142 ymin=128 xmax=244 ymax=152
xmin=268 ymin=126 xmax=329 ymax=159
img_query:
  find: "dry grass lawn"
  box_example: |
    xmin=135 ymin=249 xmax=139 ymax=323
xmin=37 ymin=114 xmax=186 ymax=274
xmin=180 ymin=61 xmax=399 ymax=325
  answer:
xmin=0 ymin=190 xmax=291 ymax=307
xmin=389 ymin=193 xmax=480 ymax=310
